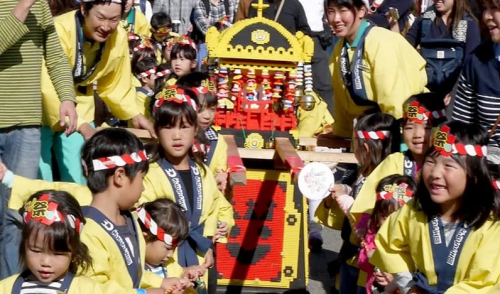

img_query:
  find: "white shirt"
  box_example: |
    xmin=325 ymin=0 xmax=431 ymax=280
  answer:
xmin=298 ymin=0 xmax=325 ymax=32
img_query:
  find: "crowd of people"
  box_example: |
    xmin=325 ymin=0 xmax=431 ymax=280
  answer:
xmin=0 ymin=0 xmax=500 ymax=293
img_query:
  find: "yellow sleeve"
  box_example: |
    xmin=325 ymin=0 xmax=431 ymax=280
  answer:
xmin=80 ymin=229 xmax=137 ymax=294
xmin=366 ymin=30 xmax=427 ymax=119
xmin=314 ymin=198 xmax=345 ymax=231
xmin=209 ymin=136 xmax=228 ymax=174
xmin=370 ymin=204 xmax=415 ymax=274
xmin=135 ymin=91 xmax=152 ymax=118
xmin=350 ymin=153 xmax=402 ymax=222
xmin=140 ymin=270 xmax=164 ymax=289
xmin=444 ymin=223 xmax=500 ymax=293
xmin=134 ymin=10 xmax=151 ymax=37
xmin=297 ymin=93 xmax=334 ymax=137
xmin=96 ymin=30 xmax=140 ymax=121
xmin=8 ymin=175 xmax=92 ymax=210
xmin=212 ymin=180 xmax=234 ymax=243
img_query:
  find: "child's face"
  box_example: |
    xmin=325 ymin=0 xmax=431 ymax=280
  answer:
xmin=25 ymin=231 xmax=72 ymax=283
xmin=403 ymin=121 xmax=432 ymax=158
xmin=422 ymin=154 xmax=466 ymax=209
xmin=119 ymin=170 xmax=146 ymax=210
xmin=327 ymin=4 xmax=365 ymax=41
xmin=163 ymin=46 xmax=172 ymax=62
xmin=152 ymin=26 xmax=172 ymax=43
xmin=483 ymin=2 xmax=500 ymax=43
xmin=198 ymin=101 xmax=216 ymax=131
xmin=143 ymin=75 xmax=156 ymax=90
xmin=145 ymin=240 xmax=175 ymax=266
xmin=158 ymin=117 xmax=197 ymax=161
xmin=171 ymin=52 xmax=196 ymax=77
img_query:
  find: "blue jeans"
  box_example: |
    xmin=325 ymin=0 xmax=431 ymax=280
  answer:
xmin=0 ymin=126 xmax=41 ymax=279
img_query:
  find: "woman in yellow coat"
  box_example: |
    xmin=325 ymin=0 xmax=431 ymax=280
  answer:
xmin=371 ymin=121 xmax=500 ymax=293
xmin=326 ymin=0 xmax=427 ymax=139
xmin=140 ymin=86 xmax=234 ymax=290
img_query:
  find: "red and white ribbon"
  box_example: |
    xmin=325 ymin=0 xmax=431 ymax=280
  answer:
xmin=493 ymin=180 xmax=500 ymax=190
xmin=355 ymin=130 xmax=390 ymax=140
xmin=136 ymin=68 xmax=156 ymax=79
xmin=452 ymin=144 xmax=487 ymax=157
xmin=137 ymin=206 xmax=175 ymax=246
xmin=155 ymin=69 xmax=171 ymax=77
xmin=92 ymin=150 xmax=148 ymax=171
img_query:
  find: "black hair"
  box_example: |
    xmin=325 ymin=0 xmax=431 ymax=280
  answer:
xmin=327 ymin=0 xmax=366 ymax=10
xmin=402 ymin=93 xmax=448 ymax=127
xmin=150 ymin=12 xmax=172 ymax=30
xmin=414 ymin=121 xmax=500 ymax=229
xmin=138 ymin=199 xmax=189 ymax=244
xmin=82 ymin=0 xmax=125 ymax=16
xmin=176 ymin=72 xmax=217 ymax=109
xmin=81 ymin=128 xmax=149 ymax=194
xmin=371 ymin=175 xmax=417 ymax=228
xmin=354 ymin=112 xmax=400 ymax=176
xmin=170 ymin=43 xmax=197 ymax=62
xmin=19 ymin=190 xmax=92 ymax=275
xmin=133 ymin=57 xmax=157 ymax=77
xmin=49 ymin=0 xmax=78 ymax=16
xmin=131 ymin=46 xmax=157 ymax=68
xmin=149 ymin=86 xmax=206 ymax=174
xmin=153 ymin=63 xmax=171 ymax=94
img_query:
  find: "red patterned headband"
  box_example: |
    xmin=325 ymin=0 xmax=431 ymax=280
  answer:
xmin=136 ymin=67 xmax=156 ymax=79
xmin=493 ymin=180 xmax=500 ymax=191
xmin=376 ymin=183 xmax=413 ymax=206
xmin=133 ymin=38 xmax=154 ymax=52
xmin=432 ymin=125 xmax=487 ymax=157
xmin=128 ymin=33 xmax=141 ymax=41
xmin=154 ymin=86 xmax=198 ymax=113
xmin=155 ymin=69 xmax=171 ymax=77
xmin=404 ymin=101 xmax=446 ymax=124
xmin=23 ymin=194 xmax=83 ymax=233
xmin=137 ymin=206 xmax=177 ymax=246
xmin=92 ymin=150 xmax=148 ymax=171
xmin=165 ymin=35 xmax=197 ymax=51
xmin=355 ymin=130 xmax=390 ymax=140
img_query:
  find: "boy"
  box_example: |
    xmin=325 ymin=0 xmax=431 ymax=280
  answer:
xmin=133 ymin=57 xmax=157 ymax=119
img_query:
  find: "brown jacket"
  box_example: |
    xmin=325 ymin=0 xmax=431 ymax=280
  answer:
xmin=235 ymin=0 xmax=253 ymax=22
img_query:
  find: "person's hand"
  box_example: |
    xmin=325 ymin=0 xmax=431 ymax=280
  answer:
xmin=182 ymin=265 xmax=206 ymax=280
xmin=131 ymin=114 xmax=157 ymax=138
xmin=0 ymin=161 xmax=7 ymax=182
xmin=146 ymin=289 xmax=167 ymax=294
xmin=214 ymin=221 xmax=228 ymax=241
xmin=329 ymin=184 xmax=347 ymax=199
xmin=215 ymin=169 xmax=228 ymax=192
xmin=374 ymin=271 xmax=392 ymax=287
xmin=59 ymin=100 xmax=77 ymax=136
xmin=444 ymin=93 xmax=452 ymax=106
xmin=354 ymin=227 xmax=367 ymax=241
xmin=78 ymin=123 xmax=96 ymax=141
xmin=202 ymin=248 xmax=214 ymax=269
xmin=160 ymin=277 xmax=192 ymax=293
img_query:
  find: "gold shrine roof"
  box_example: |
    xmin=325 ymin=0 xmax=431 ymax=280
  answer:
xmin=206 ymin=16 xmax=314 ymax=69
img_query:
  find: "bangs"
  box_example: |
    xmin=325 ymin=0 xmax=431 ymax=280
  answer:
xmin=200 ymin=92 xmax=217 ymax=109
xmin=30 ymin=222 xmax=72 ymax=252
xmin=170 ymin=44 xmax=196 ymax=61
xmin=328 ymin=0 xmax=360 ymax=9
xmin=154 ymin=101 xmax=197 ymax=129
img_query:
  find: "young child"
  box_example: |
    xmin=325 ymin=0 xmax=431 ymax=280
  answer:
xmin=0 ymin=190 xmax=105 ymax=293
xmin=357 ymin=175 xmax=417 ymax=294
xmin=350 ymin=93 xmax=447 ymax=225
xmin=122 ymin=0 xmax=151 ymax=36
xmin=138 ymin=199 xmax=206 ymax=283
xmin=176 ymin=72 xmax=229 ymax=191
xmin=133 ymin=57 xmax=158 ymax=119
xmin=315 ymin=112 xmax=400 ymax=294
xmin=372 ymin=121 xmax=500 ymax=293
xmin=79 ymin=128 xmax=191 ymax=294
xmin=150 ymin=12 xmax=172 ymax=63
xmin=141 ymin=85 xmax=235 ymax=290
xmin=166 ymin=37 xmax=198 ymax=86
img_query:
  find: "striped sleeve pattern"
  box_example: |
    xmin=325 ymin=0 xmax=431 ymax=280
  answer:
xmin=0 ymin=1 xmax=75 ymax=128
xmin=452 ymin=74 xmax=477 ymax=124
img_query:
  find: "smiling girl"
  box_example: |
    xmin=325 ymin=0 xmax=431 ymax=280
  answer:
xmin=372 ymin=121 xmax=500 ymax=293
xmin=327 ymin=0 xmax=427 ymax=139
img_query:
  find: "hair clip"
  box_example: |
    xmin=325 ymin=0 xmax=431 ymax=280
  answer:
xmin=136 ymin=67 xmax=156 ymax=79
xmin=432 ymin=125 xmax=487 ymax=157
xmin=377 ymin=183 xmax=413 ymax=205
xmin=92 ymin=150 xmax=148 ymax=171
xmin=404 ymin=101 xmax=446 ymax=124
xmin=154 ymin=86 xmax=198 ymax=114
xmin=355 ymin=130 xmax=390 ymax=140
xmin=136 ymin=206 xmax=177 ymax=246
xmin=23 ymin=194 xmax=83 ymax=233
